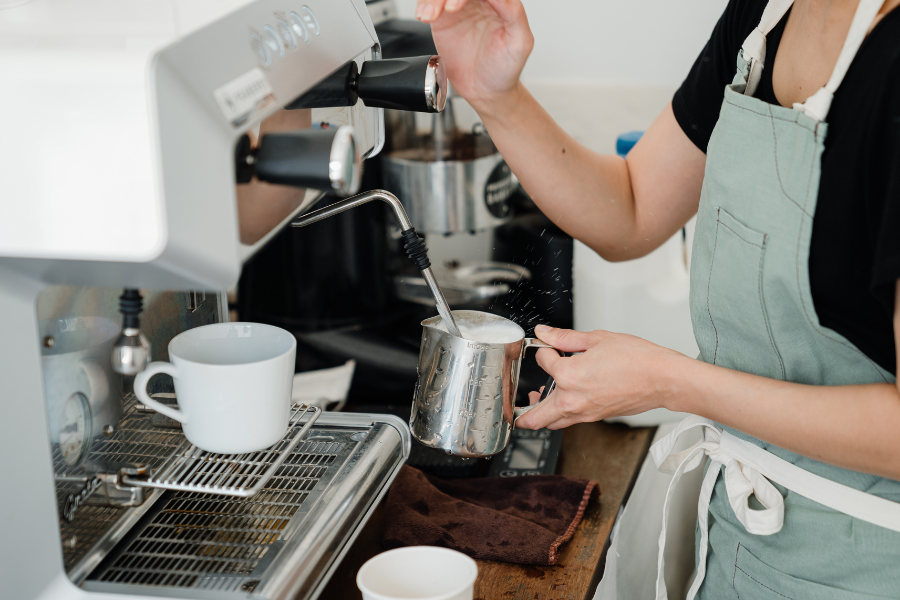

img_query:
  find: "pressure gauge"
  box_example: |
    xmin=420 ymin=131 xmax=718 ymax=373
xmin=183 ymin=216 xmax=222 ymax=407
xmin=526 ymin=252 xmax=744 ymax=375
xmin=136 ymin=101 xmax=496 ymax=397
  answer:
xmin=59 ymin=393 xmax=92 ymax=467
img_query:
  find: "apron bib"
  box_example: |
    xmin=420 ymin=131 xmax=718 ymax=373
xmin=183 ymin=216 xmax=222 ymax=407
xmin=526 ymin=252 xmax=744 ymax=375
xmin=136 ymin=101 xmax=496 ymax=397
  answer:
xmin=652 ymin=1 xmax=900 ymax=598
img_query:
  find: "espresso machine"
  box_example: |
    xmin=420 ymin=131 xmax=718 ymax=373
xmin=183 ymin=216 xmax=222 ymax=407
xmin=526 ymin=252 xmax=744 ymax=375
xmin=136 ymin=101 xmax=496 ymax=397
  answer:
xmin=239 ymin=3 xmax=572 ymax=404
xmin=0 ymin=0 xmax=454 ymax=597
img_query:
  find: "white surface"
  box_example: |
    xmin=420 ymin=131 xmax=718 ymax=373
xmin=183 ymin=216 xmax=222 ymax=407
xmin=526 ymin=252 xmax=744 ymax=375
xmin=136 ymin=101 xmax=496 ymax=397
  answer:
xmin=594 ymin=421 xmax=702 ymax=600
xmin=393 ymin=0 xmax=724 ymax=85
xmin=357 ymin=546 xmax=478 ymax=600
xmin=0 ymin=0 xmax=250 ymax=263
xmin=134 ymin=322 xmax=297 ymax=454
xmin=291 ymin=359 xmax=356 ymax=409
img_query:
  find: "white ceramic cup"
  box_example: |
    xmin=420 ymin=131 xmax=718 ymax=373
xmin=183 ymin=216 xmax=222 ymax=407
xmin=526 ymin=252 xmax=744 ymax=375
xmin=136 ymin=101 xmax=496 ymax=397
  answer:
xmin=357 ymin=547 xmax=478 ymax=600
xmin=134 ymin=322 xmax=296 ymax=454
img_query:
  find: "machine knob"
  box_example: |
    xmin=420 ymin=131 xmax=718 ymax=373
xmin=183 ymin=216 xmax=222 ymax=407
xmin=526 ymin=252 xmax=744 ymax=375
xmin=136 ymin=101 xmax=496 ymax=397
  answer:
xmin=240 ymin=125 xmax=361 ymax=196
xmin=357 ymin=55 xmax=446 ymax=113
xmin=286 ymin=56 xmax=447 ymax=113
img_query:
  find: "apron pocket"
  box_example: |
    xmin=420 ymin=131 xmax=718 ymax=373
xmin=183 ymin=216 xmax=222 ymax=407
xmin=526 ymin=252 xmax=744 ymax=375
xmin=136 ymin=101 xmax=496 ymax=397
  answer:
xmin=705 ymin=207 xmax=785 ymax=379
xmin=733 ymin=544 xmax=890 ymax=600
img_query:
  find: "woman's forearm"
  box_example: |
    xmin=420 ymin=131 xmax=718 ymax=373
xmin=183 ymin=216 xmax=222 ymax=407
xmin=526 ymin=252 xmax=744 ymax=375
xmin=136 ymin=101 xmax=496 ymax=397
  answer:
xmin=473 ymin=84 xmax=640 ymax=259
xmin=473 ymin=85 xmax=706 ymax=260
xmin=666 ymin=356 xmax=900 ymax=481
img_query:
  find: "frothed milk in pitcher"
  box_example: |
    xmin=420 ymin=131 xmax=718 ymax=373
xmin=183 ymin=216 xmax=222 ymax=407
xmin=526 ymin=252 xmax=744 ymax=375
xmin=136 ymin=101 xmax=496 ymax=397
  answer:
xmin=430 ymin=318 xmax=525 ymax=344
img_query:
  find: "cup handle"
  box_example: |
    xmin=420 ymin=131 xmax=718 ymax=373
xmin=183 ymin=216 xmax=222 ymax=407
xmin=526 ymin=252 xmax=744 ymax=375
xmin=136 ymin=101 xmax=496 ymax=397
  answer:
xmin=514 ymin=338 xmax=565 ymax=424
xmin=133 ymin=362 xmax=188 ymax=424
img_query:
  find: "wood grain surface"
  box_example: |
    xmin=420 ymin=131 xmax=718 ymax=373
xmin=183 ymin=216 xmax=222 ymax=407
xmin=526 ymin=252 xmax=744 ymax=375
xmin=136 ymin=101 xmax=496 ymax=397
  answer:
xmin=317 ymin=421 xmax=654 ymax=600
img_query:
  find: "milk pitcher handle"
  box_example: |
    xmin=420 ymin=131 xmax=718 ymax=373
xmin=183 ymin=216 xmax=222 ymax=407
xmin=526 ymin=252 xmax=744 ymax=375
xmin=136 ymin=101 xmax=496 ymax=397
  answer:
xmin=513 ymin=338 xmax=563 ymax=424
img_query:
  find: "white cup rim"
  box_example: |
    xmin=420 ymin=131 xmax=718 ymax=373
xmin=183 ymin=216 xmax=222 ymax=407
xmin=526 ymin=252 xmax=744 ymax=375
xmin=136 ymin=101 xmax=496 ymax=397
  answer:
xmin=169 ymin=322 xmax=296 ymax=367
xmin=357 ymin=546 xmax=478 ymax=600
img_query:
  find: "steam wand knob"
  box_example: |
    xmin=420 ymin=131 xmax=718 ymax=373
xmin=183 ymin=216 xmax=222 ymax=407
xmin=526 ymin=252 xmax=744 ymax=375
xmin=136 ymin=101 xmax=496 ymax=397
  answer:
xmin=111 ymin=289 xmax=151 ymax=376
xmin=286 ymin=55 xmax=447 ymax=113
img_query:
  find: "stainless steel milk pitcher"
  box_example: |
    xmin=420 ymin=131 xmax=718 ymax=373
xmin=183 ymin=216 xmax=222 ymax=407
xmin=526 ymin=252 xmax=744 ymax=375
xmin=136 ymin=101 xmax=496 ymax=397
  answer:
xmin=410 ymin=310 xmax=556 ymax=457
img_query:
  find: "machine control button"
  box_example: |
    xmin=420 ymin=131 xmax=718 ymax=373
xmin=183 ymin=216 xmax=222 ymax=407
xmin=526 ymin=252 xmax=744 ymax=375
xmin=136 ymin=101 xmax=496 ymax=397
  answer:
xmin=262 ymin=25 xmax=284 ymax=59
xmin=275 ymin=13 xmax=297 ymax=50
xmin=288 ymin=11 xmax=309 ymax=43
xmin=499 ymin=469 xmax=517 ymax=477
xmin=300 ymin=6 xmax=320 ymax=36
xmin=249 ymin=30 xmax=270 ymax=67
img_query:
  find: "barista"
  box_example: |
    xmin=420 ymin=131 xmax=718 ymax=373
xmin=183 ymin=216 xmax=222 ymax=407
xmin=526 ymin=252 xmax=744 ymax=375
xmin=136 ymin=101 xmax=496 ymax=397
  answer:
xmin=416 ymin=0 xmax=900 ymax=597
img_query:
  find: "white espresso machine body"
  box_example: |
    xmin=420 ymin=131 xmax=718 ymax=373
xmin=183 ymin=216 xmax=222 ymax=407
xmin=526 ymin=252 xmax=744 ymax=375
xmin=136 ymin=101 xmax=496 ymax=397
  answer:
xmin=0 ymin=0 xmax=382 ymax=291
xmin=0 ymin=2 xmax=419 ymax=600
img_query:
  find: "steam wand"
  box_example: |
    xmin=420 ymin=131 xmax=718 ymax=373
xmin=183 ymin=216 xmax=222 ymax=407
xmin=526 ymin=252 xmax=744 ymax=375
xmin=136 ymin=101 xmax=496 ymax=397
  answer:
xmin=291 ymin=190 xmax=463 ymax=338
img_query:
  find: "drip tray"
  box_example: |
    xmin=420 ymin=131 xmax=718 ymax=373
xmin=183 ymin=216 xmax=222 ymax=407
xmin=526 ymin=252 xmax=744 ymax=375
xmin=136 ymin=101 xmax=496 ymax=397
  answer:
xmin=81 ymin=413 xmax=409 ymax=600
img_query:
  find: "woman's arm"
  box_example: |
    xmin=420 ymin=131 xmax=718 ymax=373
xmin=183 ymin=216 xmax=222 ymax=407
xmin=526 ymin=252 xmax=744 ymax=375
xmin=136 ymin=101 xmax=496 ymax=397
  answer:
xmin=518 ymin=280 xmax=900 ymax=481
xmin=417 ymin=0 xmax=706 ymax=260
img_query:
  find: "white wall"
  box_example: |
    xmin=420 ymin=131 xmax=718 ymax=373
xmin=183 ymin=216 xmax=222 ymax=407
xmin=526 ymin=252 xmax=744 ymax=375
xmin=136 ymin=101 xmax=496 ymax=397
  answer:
xmin=393 ymin=0 xmax=726 ymax=86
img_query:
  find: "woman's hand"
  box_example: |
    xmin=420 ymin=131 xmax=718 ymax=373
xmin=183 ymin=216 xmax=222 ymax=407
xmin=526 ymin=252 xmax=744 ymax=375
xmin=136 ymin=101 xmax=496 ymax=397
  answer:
xmin=516 ymin=324 xmax=689 ymax=430
xmin=414 ymin=0 xmax=533 ymax=110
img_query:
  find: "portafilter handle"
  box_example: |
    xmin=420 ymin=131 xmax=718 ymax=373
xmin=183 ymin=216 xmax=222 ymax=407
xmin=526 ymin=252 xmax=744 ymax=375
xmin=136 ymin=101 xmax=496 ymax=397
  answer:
xmin=235 ymin=125 xmax=361 ymax=196
xmin=291 ymin=190 xmax=462 ymax=338
xmin=286 ymin=56 xmax=446 ymax=113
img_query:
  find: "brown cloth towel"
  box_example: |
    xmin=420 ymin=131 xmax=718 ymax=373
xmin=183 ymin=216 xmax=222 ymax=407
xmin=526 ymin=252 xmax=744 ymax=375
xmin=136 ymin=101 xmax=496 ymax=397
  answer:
xmin=382 ymin=465 xmax=599 ymax=566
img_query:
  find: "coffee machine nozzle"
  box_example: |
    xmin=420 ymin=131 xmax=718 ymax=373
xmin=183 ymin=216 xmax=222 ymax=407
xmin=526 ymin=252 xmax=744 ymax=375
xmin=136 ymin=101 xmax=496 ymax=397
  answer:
xmin=111 ymin=289 xmax=151 ymax=376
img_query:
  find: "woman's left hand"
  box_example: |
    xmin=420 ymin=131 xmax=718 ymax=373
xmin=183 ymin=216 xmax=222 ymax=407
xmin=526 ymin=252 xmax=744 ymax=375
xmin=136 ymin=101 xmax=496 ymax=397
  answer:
xmin=515 ymin=324 xmax=688 ymax=430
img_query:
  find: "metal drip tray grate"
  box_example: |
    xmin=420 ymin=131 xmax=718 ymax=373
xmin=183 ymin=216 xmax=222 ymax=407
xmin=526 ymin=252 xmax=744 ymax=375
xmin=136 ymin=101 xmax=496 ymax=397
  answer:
xmin=55 ymin=396 xmax=185 ymax=572
xmin=93 ymin=440 xmax=345 ymax=592
xmin=123 ymin=403 xmax=322 ymax=497
xmin=54 ymin=398 xmax=319 ymax=575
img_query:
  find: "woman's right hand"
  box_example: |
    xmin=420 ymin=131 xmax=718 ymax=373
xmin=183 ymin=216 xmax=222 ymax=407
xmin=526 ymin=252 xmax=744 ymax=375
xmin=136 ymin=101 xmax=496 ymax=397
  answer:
xmin=415 ymin=0 xmax=533 ymax=112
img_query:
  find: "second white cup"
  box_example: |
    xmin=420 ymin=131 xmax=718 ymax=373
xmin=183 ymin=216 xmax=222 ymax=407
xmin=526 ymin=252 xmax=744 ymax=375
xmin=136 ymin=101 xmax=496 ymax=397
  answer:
xmin=357 ymin=546 xmax=478 ymax=600
xmin=134 ymin=322 xmax=296 ymax=454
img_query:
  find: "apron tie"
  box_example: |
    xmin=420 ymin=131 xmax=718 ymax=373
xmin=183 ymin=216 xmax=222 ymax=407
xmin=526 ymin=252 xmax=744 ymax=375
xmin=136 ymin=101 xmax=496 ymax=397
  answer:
xmin=650 ymin=416 xmax=900 ymax=600
xmin=650 ymin=416 xmax=783 ymax=600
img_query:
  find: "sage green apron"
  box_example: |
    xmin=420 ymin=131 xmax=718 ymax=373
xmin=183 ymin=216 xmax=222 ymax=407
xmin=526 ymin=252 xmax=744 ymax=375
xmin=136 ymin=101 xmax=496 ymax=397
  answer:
xmin=653 ymin=0 xmax=900 ymax=598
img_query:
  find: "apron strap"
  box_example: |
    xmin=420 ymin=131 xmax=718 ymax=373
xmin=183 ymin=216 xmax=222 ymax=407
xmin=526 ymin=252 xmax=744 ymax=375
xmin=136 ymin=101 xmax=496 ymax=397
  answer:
xmin=740 ymin=0 xmax=794 ymax=97
xmin=794 ymin=0 xmax=886 ymax=121
xmin=651 ymin=416 xmax=900 ymax=600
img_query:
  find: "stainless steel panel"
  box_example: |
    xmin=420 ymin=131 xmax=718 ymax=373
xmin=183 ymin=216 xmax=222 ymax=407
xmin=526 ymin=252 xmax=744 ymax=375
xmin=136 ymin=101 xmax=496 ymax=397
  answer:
xmin=382 ymin=152 xmax=514 ymax=234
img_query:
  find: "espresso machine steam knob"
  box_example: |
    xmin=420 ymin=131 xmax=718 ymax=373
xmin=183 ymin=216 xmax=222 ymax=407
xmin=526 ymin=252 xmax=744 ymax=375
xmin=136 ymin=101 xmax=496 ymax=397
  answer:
xmin=246 ymin=125 xmax=361 ymax=196
xmin=356 ymin=55 xmax=446 ymax=113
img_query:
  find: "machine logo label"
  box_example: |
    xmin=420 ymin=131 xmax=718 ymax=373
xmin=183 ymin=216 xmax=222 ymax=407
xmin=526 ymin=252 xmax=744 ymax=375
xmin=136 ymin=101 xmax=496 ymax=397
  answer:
xmin=213 ymin=67 xmax=276 ymax=128
xmin=484 ymin=161 xmax=514 ymax=219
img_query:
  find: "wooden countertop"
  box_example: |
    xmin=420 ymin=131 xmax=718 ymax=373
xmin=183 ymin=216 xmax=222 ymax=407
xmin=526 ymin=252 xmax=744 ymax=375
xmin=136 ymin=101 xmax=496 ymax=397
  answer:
xmin=318 ymin=421 xmax=654 ymax=600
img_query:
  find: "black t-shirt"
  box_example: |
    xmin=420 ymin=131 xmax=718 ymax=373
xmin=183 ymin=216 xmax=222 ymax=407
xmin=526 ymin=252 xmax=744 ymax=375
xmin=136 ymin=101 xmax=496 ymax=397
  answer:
xmin=673 ymin=0 xmax=900 ymax=376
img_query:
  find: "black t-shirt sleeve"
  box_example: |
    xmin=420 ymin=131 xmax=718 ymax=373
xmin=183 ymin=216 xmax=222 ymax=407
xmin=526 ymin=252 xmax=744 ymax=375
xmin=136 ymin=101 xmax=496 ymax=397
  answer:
xmin=870 ymin=55 xmax=900 ymax=311
xmin=672 ymin=0 xmax=765 ymax=153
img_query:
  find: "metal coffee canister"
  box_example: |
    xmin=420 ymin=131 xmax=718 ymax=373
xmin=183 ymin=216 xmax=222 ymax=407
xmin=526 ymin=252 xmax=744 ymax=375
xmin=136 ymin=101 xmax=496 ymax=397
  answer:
xmin=410 ymin=310 xmax=556 ymax=457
